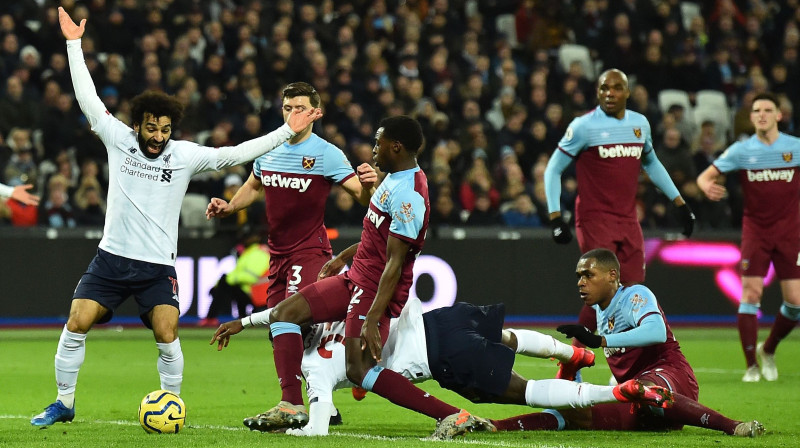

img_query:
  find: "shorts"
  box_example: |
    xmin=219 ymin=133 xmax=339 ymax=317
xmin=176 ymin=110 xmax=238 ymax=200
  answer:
xmin=73 ymin=248 xmax=179 ymax=328
xmin=740 ymin=232 xmax=800 ymax=279
xmin=301 ymin=272 xmax=390 ymax=343
xmin=422 ymin=302 xmax=515 ymax=402
xmin=267 ymin=249 xmax=332 ymax=307
xmin=576 ymin=217 xmax=645 ymax=284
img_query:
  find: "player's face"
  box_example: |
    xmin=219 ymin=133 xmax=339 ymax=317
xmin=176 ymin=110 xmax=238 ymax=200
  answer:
xmin=135 ymin=113 xmax=172 ymax=158
xmin=372 ymin=127 xmax=393 ymax=171
xmin=575 ymin=257 xmax=617 ymax=309
xmin=282 ymin=95 xmax=314 ymax=130
xmin=750 ymin=99 xmax=781 ymax=133
xmin=597 ymin=72 xmax=629 ymax=119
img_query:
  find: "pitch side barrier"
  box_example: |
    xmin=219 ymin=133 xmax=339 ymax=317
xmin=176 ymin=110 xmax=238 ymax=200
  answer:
xmin=0 ymin=227 xmax=782 ymax=325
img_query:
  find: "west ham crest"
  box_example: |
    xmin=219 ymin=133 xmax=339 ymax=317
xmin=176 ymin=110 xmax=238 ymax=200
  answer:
xmin=302 ymin=156 xmax=316 ymax=170
xmin=633 ymin=128 xmax=642 ymax=138
xmin=783 ymin=152 xmax=793 ymax=163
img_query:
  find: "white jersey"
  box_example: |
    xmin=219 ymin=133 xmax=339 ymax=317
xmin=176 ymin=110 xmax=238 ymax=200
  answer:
xmin=301 ymin=297 xmax=431 ymax=406
xmin=67 ymin=39 xmax=294 ymax=265
xmin=0 ymin=183 xmax=13 ymax=198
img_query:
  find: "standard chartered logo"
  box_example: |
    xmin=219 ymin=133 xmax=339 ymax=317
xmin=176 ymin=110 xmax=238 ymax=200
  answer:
xmin=597 ymin=144 xmax=643 ymax=159
xmin=119 ymin=157 xmax=162 ymax=181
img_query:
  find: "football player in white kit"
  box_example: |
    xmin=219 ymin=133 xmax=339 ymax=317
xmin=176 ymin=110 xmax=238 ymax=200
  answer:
xmin=31 ymin=7 xmax=322 ymax=428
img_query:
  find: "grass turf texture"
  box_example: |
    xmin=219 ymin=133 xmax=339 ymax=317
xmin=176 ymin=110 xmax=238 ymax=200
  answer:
xmin=2 ymin=326 xmax=796 ymax=447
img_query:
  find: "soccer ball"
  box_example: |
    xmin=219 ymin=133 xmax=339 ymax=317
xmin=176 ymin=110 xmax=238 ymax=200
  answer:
xmin=138 ymin=390 xmax=186 ymax=434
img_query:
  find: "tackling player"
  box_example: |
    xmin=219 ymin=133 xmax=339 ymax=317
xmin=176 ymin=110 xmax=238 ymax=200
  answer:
xmin=30 ymin=8 xmax=322 ymax=428
xmin=544 ymin=69 xmax=695 ymax=378
xmin=697 ymin=92 xmax=800 ymax=382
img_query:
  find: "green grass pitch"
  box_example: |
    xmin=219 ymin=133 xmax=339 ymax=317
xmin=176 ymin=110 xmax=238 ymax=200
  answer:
xmin=1 ymin=325 xmax=797 ymax=447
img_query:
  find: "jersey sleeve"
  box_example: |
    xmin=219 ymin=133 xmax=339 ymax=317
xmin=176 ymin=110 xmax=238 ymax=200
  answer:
xmin=556 ymin=117 xmax=588 ymax=157
xmin=711 ymin=142 xmax=742 ymax=173
xmin=323 ymin=144 xmax=356 ymax=184
xmin=388 ymin=187 xmax=427 ymax=241
xmin=620 ymin=285 xmax=662 ymax=326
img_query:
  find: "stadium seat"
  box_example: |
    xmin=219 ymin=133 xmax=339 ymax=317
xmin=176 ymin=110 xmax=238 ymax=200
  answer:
xmin=680 ymin=2 xmax=702 ymax=32
xmin=694 ymin=106 xmax=732 ymax=141
xmin=180 ymin=193 xmax=214 ymax=230
xmin=657 ymin=89 xmax=692 ymax=115
xmin=696 ymin=89 xmax=729 ymax=111
xmin=495 ymin=14 xmax=519 ymax=48
xmin=558 ymin=44 xmax=596 ymax=81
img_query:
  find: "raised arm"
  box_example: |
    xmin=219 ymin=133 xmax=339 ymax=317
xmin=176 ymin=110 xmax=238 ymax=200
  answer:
xmin=59 ymin=7 xmax=107 ymax=128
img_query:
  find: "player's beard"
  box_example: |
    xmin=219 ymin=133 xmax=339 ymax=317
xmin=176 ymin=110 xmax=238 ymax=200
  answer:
xmin=138 ymin=131 xmax=169 ymax=159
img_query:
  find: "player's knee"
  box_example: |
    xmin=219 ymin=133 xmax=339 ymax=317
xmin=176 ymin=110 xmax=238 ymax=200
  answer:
xmin=345 ymin=364 xmax=368 ymax=386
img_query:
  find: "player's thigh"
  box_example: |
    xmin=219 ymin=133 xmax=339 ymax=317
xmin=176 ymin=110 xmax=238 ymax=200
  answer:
xmin=66 ymin=298 xmax=111 ymax=333
xmin=267 ymin=250 xmax=331 ymax=307
xmin=301 ymin=275 xmax=352 ymax=324
xmin=772 ymin=234 xmax=800 ymax=282
xmin=780 ymin=278 xmax=800 ymax=305
xmin=740 ymin=235 xmax=772 ymax=278
xmin=637 ymin=367 xmax=698 ymax=401
xmin=132 ymin=264 xmax=180 ymax=330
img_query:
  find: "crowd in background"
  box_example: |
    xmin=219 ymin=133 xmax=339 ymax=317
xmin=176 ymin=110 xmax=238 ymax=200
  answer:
xmin=1 ymin=0 xmax=798 ymax=235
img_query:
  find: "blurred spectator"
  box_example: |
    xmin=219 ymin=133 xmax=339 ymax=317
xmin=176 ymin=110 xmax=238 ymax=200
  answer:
xmin=430 ymin=191 xmax=462 ymax=228
xmin=655 ymin=127 xmax=696 ymax=196
xmin=3 ymin=127 xmax=37 ymax=188
xmin=459 ymin=156 xmax=500 ymax=212
xmin=501 ymin=193 xmax=542 ymax=228
xmin=39 ymin=174 xmax=76 ymax=228
xmin=324 ymin=184 xmax=366 ymax=228
xmin=0 ymin=75 xmax=39 ymax=136
xmin=465 ymin=190 xmax=502 ymax=226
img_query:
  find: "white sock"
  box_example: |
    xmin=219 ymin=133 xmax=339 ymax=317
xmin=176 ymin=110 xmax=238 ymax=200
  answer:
xmin=55 ymin=325 xmax=86 ymax=409
xmin=509 ymin=328 xmax=575 ymax=362
xmin=157 ymin=338 xmax=183 ymax=394
xmin=525 ymin=379 xmax=617 ymax=408
xmin=286 ymin=401 xmax=333 ymax=436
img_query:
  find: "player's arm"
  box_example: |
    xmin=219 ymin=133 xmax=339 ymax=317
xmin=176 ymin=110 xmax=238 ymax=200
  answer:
xmin=544 ymin=150 xmax=574 ymax=243
xmin=642 ymin=149 xmax=695 ymax=236
xmin=362 ymin=236 xmax=409 ymax=362
xmin=206 ymin=173 xmax=262 ymax=220
xmin=697 ymin=164 xmax=726 ymax=201
xmin=340 ymin=163 xmax=378 ymax=206
xmin=318 ymin=242 xmax=360 ymax=279
xmin=0 ymin=183 xmax=40 ymax=206
xmin=214 ymin=109 xmax=322 ymax=169
xmin=602 ymin=313 xmax=666 ymax=347
xmin=209 ymin=306 xmax=274 ymax=350
xmin=60 ymin=7 xmax=108 ymax=129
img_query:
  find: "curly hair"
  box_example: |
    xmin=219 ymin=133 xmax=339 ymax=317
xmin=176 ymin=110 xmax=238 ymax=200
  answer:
xmin=129 ymin=90 xmax=184 ymax=126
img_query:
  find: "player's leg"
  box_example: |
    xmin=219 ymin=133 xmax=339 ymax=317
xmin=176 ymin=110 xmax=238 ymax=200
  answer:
xmin=149 ymin=305 xmax=182 ymax=394
xmin=739 ymin=276 xmax=764 ymax=381
xmin=759 ymin=278 xmax=800 ymax=381
xmin=738 ymin=237 xmax=769 ymax=381
xmin=30 ymin=298 xmax=108 ymax=426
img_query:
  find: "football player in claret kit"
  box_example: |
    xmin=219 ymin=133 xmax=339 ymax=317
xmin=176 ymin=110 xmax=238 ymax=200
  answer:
xmin=31 ymin=7 xmax=321 ymax=428
xmin=698 ymin=92 xmax=800 ymax=382
xmin=205 ymin=81 xmax=377 ymax=428
xmin=543 ymin=69 xmax=695 ymax=378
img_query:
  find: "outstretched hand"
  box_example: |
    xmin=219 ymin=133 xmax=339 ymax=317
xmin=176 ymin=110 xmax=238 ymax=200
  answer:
xmin=210 ymin=319 xmax=245 ymax=351
xmin=557 ymin=324 xmax=603 ymax=348
xmin=286 ymin=108 xmax=323 ymax=134
xmin=58 ymin=6 xmax=86 ymax=40
xmin=10 ymin=184 xmax=40 ymax=206
xmin=205 ymin=197 xmax=232 ymax=220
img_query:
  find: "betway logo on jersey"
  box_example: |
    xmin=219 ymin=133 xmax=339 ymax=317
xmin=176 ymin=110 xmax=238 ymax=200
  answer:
xmin=597 ymin=144 xmax=643 ymax=159
xmin=746 ymin=169 xmax=795 ymax=182
xmin=261 ymin=173 xmax=312 ymax=192
xmin=366 ymin=208 xmax=386 ymax=228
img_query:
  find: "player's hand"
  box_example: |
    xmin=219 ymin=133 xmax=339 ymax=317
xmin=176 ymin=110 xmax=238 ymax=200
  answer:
xmin=210 ymin=319 xmax=244 ymax=351
xmin=557 ymin=324 xmax=603 ymax=348
xmin=360 ymin=317 xmax=383 ymax=362
xmin=286 ymin=107 xmax=323 ymax=134
xmin=10 ymin=184 xmax=39 ymax=206
xmin=676 ymin=203 xmax=695 ymax=237
xmin=206 ymin=197 xmax=233 ymax=219
xmin=318 ymin=256 xmax=346 ymax=280
xmin=58 ymin=6 xmax=86 ymax=40
xmin=356 ymin=163 xmax=378 ymax=190
xmin=550 ymin=216 xmax=573 ymax=244
xmin=698 ymin=178 xmax=726 ymax=201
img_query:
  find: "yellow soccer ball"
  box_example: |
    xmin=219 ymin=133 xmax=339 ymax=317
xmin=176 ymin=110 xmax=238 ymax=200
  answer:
xmin=138 ymin=390 xmax=186 ymax=434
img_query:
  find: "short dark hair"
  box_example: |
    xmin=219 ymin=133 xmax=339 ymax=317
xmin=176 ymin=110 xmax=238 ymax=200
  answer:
xmin=379 ymin=115 xmax=424 ymax=153
xmin=282 ymin=82 xmax=321 ymax=108
xmin=751 ymin=92 xmax=780 ymax=109
xmin=580 ymin=248 xmax=620 ymax=272
xmin=130 ymin=90 xmax=184 ymax=126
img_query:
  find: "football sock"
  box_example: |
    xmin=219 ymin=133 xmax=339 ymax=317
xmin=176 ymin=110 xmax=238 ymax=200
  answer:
xmin=489 ymin=411 xmax=560 ymax=431
xmin=737 ymin=305 xmax=759 ymax=366
xmin=508 ymin=328 xmax=575 ymax=362
xmin=577 ymin=305 xmax=598 ymax=333
xmin=763 ymin=306 xmax=799 ymax=353
xmin=270 ymin=322 xmax=304 ymax=405
xmin=664 ymin=393 xmax=739 ymax=435
xmin=55 ymin=325 xmax=86 ymax=409
xmin=366 ymin=366 xmax=459 ymax=420
xmin=588 ymin=403 xmax=638 ymax=430
xmin=525 ymin=379 xmax=616 ymax=408
xmin=157 ymin=338 xmax=183 ymax=394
